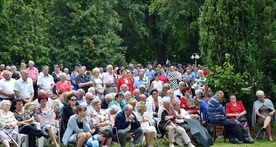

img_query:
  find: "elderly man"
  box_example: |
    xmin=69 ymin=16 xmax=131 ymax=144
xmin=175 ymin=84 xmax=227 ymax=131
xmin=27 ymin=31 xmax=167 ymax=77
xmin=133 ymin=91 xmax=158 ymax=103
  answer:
xmin=134 ymin=69 xmax=149 ymax=90
xmin=80 ymin=92 xmax=94 ymax=113
xmin=75 ymin=66 xmax=93 ymax=93
xmin=103 ymin=65 xmax=117 ymax=94
xmin=14 ymin=69 xmax=34 ymax=103
xmin=37 ymin=65 xmax=55 ymax=91
xmin=132 ymin=89 xmax=141 ymax=102
xmin=0 ymin=70 xmax=16 ymax=101
xmin=27 ymin=60 xmax=39 ymax=98
xmin=114 ymin=104 xmax=143 ymax=147
xmin=173 ymin=82 xmax=185 ymax=100
xmin=207 ymin=91 xmax=254 ymax=144
xmin=129 ymin=64 xmax=138 ymax=77
xmin=101 ymin=93 xmax=113 ymax=109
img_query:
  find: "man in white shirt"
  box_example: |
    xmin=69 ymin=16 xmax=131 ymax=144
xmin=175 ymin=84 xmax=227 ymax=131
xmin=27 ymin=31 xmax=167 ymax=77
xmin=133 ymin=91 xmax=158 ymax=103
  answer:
xmin=0 ymin=70 xmax=16 ymax=100
xmin=14 ymin=69 xmax=34 ymax=103
xmin=174 ymin=82 xmax=185 ymax=100
xmin=37 ymin=65 xmax=55 ymax=91
xmin=103 ymin=65 xmax=117 ymax=94
xmin=80 ymin=92 xmax=94 ymax=113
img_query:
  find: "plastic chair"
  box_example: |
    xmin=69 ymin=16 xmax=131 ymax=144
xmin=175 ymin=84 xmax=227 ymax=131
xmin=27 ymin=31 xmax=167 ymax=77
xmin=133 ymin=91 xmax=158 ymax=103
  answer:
xmin=15 ymin=122 xmax=41 ymax=147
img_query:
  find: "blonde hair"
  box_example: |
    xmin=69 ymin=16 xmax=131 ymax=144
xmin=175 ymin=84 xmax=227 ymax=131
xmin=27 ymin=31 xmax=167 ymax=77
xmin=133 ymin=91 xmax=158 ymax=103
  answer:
xmin=24 ymin=102 xmax=37 ymax=112
xmin=92 ymin=99 xmax=101 ymax=107
xmin=128 ymin=98 xmax=137 ymax=108
xmin=136 ymin=101 xmax=146 ymax=112
xmin=256 ymin=90 xmax=265 ymax=97
xmin=52 ymin=99 xmax=63 ymax=110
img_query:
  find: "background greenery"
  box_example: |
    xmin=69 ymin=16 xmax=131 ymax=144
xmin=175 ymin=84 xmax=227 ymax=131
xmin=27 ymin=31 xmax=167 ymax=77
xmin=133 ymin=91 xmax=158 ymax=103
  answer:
xmin=0 ymin=0 xmax=275 ymax=123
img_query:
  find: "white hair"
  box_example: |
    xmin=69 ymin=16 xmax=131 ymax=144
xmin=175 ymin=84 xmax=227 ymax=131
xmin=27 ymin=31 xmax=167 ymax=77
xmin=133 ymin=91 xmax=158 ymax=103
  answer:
xmin=0 ymin=100 xmax=11 ymax=109
xmin=162 ymin=96 xmax=171 ymax=104
xmin=195 ymin=89 xmax=204 ymax=95
xmin=256 ymin=90 xmax=265 ymax=97
xmin=92 ymin=67 xmax=100 ymax=73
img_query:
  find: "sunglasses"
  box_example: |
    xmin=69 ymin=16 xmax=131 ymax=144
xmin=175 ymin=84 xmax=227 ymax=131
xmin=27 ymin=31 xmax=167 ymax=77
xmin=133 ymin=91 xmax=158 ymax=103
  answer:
xmin=70 ymin=99 xmax=76 ymax=101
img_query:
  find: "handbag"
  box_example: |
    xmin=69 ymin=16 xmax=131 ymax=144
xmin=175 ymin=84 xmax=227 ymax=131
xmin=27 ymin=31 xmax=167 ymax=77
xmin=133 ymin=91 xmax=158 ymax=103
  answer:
xmin=237 ymin=116 xmax=247 ymax=122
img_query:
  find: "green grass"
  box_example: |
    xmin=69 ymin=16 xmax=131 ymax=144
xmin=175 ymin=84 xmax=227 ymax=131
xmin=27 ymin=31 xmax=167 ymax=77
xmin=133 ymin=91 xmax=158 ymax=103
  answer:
xmin=2 ymin=125 xmax=274 ymax=147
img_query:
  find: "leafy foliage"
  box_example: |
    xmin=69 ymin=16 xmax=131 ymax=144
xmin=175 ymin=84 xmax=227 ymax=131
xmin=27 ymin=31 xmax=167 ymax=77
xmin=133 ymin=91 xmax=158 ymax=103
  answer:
xmin=206 ymin=53 xmax=251 ymax=100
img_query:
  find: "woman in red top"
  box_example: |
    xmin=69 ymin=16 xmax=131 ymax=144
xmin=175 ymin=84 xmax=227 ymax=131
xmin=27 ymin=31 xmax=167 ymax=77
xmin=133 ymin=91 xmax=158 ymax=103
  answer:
xmin=116 ymin=69 xmax=134 ymax=93
xmin=180 ymin=87 xmax=199 ymax=119
xmin=225 ymin=94 xmax=253 ymax=140
xmin=56 ymin=73 xmax=72 ymax=95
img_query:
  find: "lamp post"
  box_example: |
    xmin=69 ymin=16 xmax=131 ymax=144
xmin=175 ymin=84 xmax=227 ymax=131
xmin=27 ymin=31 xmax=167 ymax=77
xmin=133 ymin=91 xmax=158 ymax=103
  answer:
xmin=190 ymin=53 xmax=200 ymax=67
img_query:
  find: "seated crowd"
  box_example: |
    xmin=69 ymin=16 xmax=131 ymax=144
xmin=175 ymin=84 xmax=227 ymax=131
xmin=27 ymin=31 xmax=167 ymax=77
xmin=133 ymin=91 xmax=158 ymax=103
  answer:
xmin=0 ymin=61 xmax=275 ymax=147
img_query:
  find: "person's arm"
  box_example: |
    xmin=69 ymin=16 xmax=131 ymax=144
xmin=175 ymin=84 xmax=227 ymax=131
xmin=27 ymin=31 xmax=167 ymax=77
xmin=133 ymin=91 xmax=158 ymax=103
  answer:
xmin=62 ymin=107 xmax=70 ymax=125
xmin=131 ymin=113 xmax=141 ymax=129
xmin=114 ymin=113 xmax=131 ymax=130
xmin=0 ymin=88 xmax=13 ymax=98
xmin=68 ymin=116 xmax=84 ymax=133
xmin=50 ymin=77 xmax=55 ymax=91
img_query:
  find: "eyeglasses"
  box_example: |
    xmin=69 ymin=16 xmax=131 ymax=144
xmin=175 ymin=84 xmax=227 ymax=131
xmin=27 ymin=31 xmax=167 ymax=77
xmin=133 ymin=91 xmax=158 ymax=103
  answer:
xmin=152 ymin=93 xmax=158 ymax=95
xmin=70 ymin=99 xmax=76 ymax=101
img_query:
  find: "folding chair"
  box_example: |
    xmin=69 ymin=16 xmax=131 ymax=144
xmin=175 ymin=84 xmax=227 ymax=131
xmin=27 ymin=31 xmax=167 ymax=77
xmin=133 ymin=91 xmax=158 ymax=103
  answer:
xmin=156 ymin=127 xmax=168 ymax=146
xmin=254 ymin=126 xmax=266 ymax=141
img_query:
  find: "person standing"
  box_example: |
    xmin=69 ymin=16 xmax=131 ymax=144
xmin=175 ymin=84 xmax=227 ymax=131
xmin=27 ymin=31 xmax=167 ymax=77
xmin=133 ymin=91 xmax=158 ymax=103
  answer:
xmin=14 ymin=69 xmax=34 ymax=103
xmin=103 ymin=65 xmax=117 ymax=94
xmin=75 ymin=66 xmax=93 ymax=93
xmin=0 ymin=70 xmax=15 ymax=101
xmin=27 ymin=60 xmax=39 ymax=99
xmin=37 ymin=65 xmax=55 ymax=91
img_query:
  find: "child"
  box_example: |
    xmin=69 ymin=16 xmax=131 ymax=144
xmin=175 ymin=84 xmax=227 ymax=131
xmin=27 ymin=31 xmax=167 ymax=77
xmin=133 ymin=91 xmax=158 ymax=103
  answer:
xmin=86 ymin=130 xmax=109 ymax=147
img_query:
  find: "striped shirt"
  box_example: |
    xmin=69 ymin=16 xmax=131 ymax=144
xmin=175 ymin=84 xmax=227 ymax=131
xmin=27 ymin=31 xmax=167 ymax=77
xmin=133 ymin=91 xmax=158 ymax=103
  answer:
xmin=207 ymin=96 xmax=225 ymax=122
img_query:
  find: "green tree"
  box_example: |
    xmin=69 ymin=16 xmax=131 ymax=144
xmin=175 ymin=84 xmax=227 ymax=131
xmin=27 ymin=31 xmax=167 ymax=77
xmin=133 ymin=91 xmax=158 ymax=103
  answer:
xmin=48 ymin=0 xmax=126 ymax=69
xmin=0 ymin=0 xmax=51 ymax=66
xmin=198 ymin=0 xmax=275 ymax=117
xmin=149 ymin=0 xmax=204 ymax=64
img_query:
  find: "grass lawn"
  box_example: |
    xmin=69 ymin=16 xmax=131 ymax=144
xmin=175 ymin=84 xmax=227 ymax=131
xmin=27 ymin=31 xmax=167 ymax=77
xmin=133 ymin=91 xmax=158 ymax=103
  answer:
xmin=1 ymin=124 xmax=275 ymax=147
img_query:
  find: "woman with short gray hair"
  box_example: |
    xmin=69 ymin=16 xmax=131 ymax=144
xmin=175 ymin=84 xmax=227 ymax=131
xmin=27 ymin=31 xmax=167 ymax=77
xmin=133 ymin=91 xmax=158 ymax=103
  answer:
xmin=158 ymin=97 xmax=195 ymax=147
xmin=0 ymin=100 xmax=18 ymax=147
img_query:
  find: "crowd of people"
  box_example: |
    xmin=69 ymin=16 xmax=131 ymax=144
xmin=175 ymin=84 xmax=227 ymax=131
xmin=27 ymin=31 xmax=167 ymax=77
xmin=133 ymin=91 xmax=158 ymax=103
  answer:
xmin=0 ymin=61 xmax=275 ymax=147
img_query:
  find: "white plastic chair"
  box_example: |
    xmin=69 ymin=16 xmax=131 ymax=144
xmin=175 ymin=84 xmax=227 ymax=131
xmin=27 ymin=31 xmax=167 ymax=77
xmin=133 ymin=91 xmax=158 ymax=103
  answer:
xmin=15 ymin=122 xmax=41 ymax=147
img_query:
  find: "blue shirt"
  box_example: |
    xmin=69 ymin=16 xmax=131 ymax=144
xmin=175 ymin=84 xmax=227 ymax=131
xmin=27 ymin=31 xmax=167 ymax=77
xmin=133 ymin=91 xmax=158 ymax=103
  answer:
xmin=200 ymin=99 xmax=208 ymax=120
xmin=145 ymin=69 xmax=155 ymax=80
xmin=207 ymin=97 xmax=225 ymax=122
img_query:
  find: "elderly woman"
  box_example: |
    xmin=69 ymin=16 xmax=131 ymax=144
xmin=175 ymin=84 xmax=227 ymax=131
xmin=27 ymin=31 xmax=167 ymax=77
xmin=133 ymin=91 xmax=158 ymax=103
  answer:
xmin=108 ymin=93 xmax=126 ymax=111
xmin=92 ymin=67 xmax=106 ymax=99
xmin=0 ymin=100 xmax=18 ymax=147
xmin=158 ymin=97 xmax=195 ymax=147
xmin=252 ymin=90 xmax=275 ymax=142
xmin=62 ymin=105 xmax=92 ymax=147
xmin=89 ymin=99 xmax=113 ymax=147
xmin=105 ymin=105 xmax=120 ymax=126
xmin=226 ymin=94 xmax=253 ymax=141
xmin=159 ymin=83 xmax=171 ymax=98
xmin=173 ymin=99 xmax=213 ymax=146
xmin=35 ymin=93 xmax=59 ymax=147
xmin=167 ymin=66 xmax=178 ymax=90
xmin=190 ymin=88 xmax=204 ymax=110
xmin=136 ymin=102 xmax=156 ymax=147
xmin=56 ymin=73 xmax=72 ymax=95
xmin=14 ymin=98 xmax=49 ymax=146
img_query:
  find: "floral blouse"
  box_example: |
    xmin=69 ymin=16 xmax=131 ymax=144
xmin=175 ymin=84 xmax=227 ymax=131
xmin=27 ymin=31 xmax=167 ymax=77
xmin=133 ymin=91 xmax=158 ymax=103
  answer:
xmin=89 ymin=109 xmax=111 ymax=131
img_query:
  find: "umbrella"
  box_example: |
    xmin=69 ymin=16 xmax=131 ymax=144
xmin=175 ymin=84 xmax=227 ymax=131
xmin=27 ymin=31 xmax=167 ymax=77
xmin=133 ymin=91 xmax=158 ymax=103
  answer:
xmin=186 ymin=119 xmax=213 ymax=147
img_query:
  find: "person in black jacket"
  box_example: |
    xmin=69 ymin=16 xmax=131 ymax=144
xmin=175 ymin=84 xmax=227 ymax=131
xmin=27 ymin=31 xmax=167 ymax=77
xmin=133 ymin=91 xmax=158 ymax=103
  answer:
xmin=114 ymin=104 xmax=143 ymax=147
